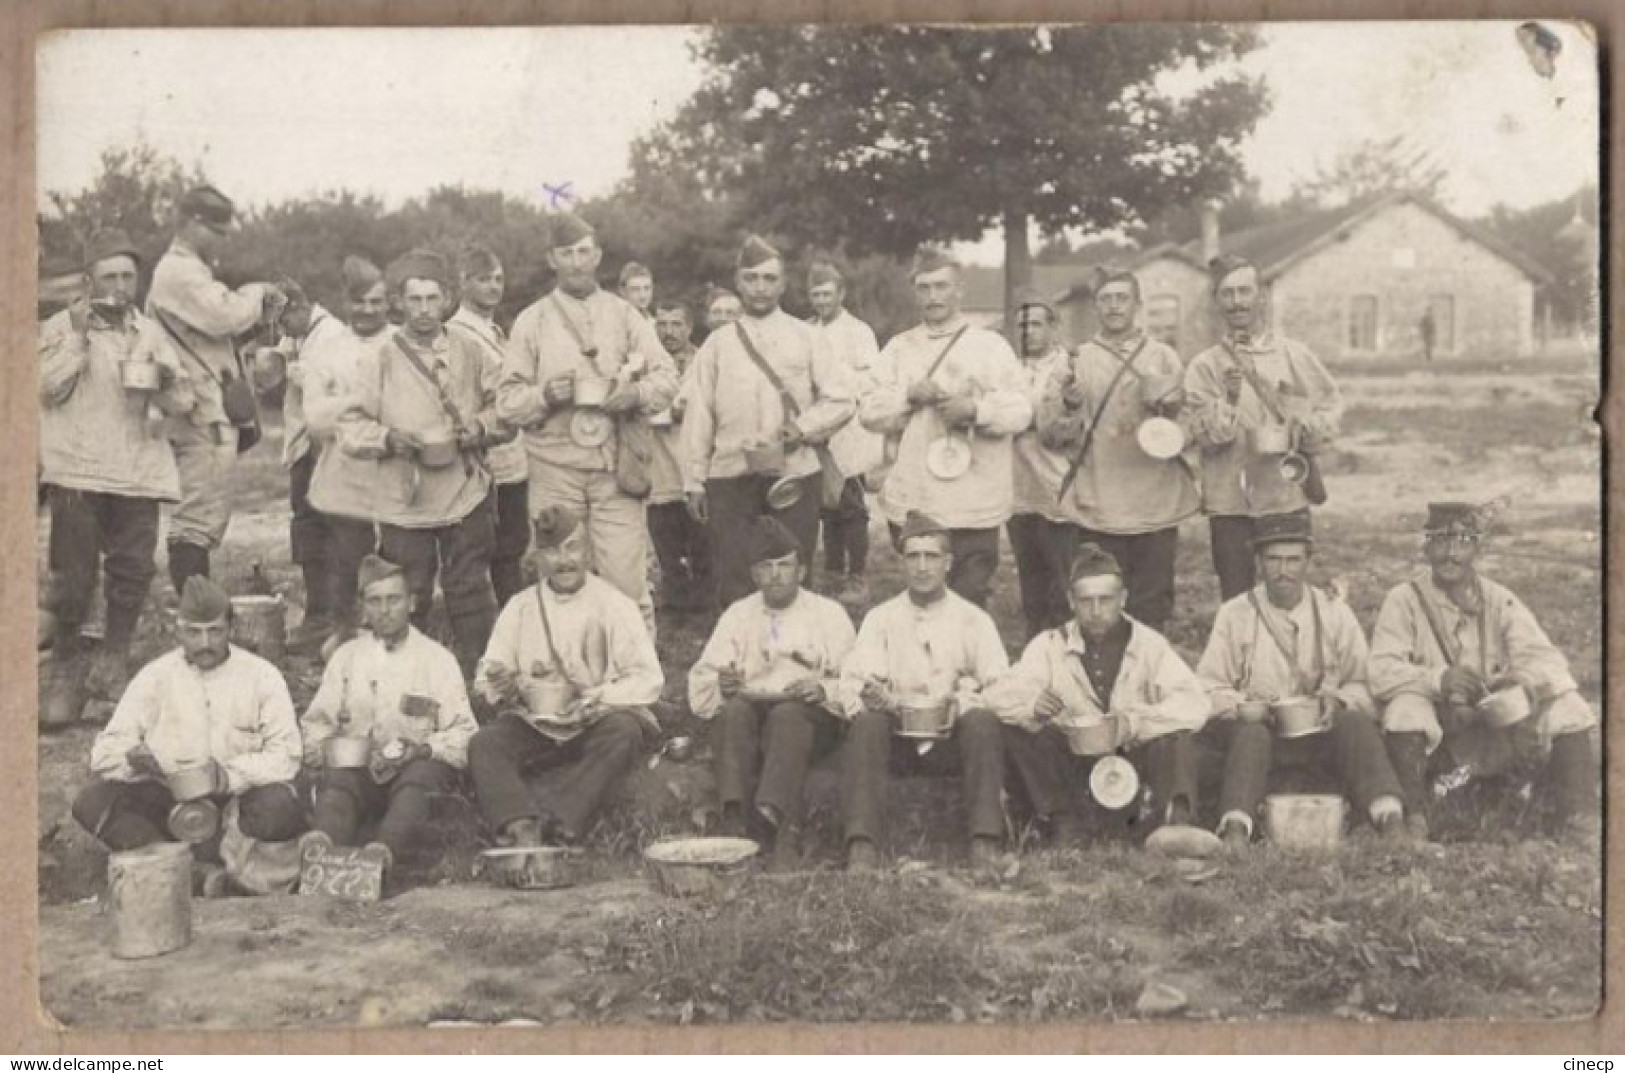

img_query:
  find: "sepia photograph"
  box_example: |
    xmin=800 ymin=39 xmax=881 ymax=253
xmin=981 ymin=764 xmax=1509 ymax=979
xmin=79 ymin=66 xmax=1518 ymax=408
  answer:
xmin=29 ymin=19 xmax=1603 ymax=1034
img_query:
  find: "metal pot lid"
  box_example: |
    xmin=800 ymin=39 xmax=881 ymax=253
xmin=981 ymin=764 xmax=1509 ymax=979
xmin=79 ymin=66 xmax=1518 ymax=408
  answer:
xmin=168 ymin=799 xmax=221 ymax=844
xmin=765 ymin=475 xmax=804 ymax=510
xmin=568 ymin=409 xmax=614 ymax=448
xmin=1089 ymin=754 xmax=1140 ymax=810
xmin=1136 ymin=416 xmax=1186 ymax=460
xmin=925 ymin=435 xmax=973 ymax=481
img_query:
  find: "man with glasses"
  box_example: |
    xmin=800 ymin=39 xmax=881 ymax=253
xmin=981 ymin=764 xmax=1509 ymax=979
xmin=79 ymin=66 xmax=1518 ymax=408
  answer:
xmin=1369 ymin=503 xmax=1599 ymax=845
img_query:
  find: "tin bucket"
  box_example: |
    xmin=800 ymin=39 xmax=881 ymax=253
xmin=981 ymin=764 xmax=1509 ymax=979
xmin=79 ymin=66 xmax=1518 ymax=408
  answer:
xmin=479 ymin=845 xmax=585 ymax=890
xmin=1253 ymin=423 xmax=1292 ymax=456
xmin=1271 ymin=696 xmax=1328 ymax=739
xmin=573 ymin=376 xmax=614 ymax=409
xmin=167 ymin=765 xmax=217 ymax=802
xmin=324 ymin=735 xmax=373 ymax=769
xmin=229 ymin=595 xmax=286 ymax=664
xmin=529 ymin=679 xmax=578 ymax=720
xmin=1061 ymin=717 xmax=1120 ymax=757
xmin=119 ymin=359 xmax=163 ymax=393
xmin=643 ymin=837 xmax=759 ymax=897
xmin=415 ymin=432 xmax=460 ymax=469
xmin=895 ymin=698 xmax=953 ymax=739
xmin=1262 ymin=794 xmax=1346 ymax=851
xmin=107 ymin=841 xmax=193 ymax=959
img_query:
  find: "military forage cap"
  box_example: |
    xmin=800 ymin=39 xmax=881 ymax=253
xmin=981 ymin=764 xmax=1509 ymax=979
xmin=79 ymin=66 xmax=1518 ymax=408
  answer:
xmin=808 ymin=262 xmax=844 ymax=288
xmin=178 ymin=576 xmax=231 ymax=623
xmin=1424 ymin=502 xmax=1483 ymax=537
xmin=749 ymin=516 xmax=803 ymax=565
xmin=177 ymin=185 xmax=237 ymax=230
xmin=1250 ymin=510 xmax=1314 ymax=550
xmin=356 ymin=554 xmax=405 ymax=594
xmin=909 ymin=245 xmax=959 ymax=279
xmin=897 ymin=509 xmax=949 ymax=547
xmin=549 ymin=212 xmax=596 ymax=249
xmin=385 ymin=248 xmax=451 ymax=293
xmin=341 ymin=255 xmax=384 ymax=299
xmin=83 ymin=228 xmax=142 ymax=271
xmin=737 ymin=234 xmax=781 ymax=269
xmin=531 ymin=505 xmax=583 ymax=549
xmin=1069 ymin=543 xmax=1124 ymax=583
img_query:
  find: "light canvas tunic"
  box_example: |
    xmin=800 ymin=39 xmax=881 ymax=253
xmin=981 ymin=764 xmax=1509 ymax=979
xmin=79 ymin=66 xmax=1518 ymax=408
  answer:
xmin=89 ymin=646 xmax=301 ymax=792
xmin=1197 ymin=585 xmax=1374 ymax=718
xmin=860 ymin=319 xmax=1032 ymax=529
xmin=1368 ymin=572 xmax=1594 ymax=747
xmin=837 ymin=590 xmax=1010 ymax=722
xmin=300 ymin=627 xmax=479 ymax=768
xmin=681 ymin=309 xmax=857 ymax=490
xmin=39 ymin=307 xmax=193 ymax=501
xmin=811 ymin=309 xmax=886 ymax=480
xmin=1038 ymin=333 xmax=1200 ymax=533
xmin=688 ymin=589 xmax=856 ymax=719
xmin=474 ymin=575 xmax=664 ymax=735
xmin=986 ymin=619 xmax=1209 ymax=743
xmin=447 ymin=306 xmax=528 ymax=486
xmin=1183 ymin=330 xmax=1341 ymax=518
xmin=146 ymin=241 xmax=270 ymax=430
xmin=496 ymin=287 xmax=676 ymax=473
xmin=1009 ymin=342 xmax=1073 ymax=519
xmin=648 ymin=344 xmax=697 ymax=505
xmin=278 ymin=305 xmax=350 ymax=468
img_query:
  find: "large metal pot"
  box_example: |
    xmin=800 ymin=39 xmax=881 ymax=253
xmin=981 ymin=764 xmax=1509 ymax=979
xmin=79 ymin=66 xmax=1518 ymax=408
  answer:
xmin=643 ymin=837 xmax=759 ymax=897
xmin=229 ymin=595 xmax=286 ymax=664
xmin=1262 ymin=793 xmax=1346 ymax=851
xmin=895 ymin=697 xmax=953 ymax=739
xmin=323 ymin=735 xmax=373 ymax=769
xmin=479 ymin=845 xmax=585 ymax=890
xmin=1271 ymin=696 xmax=1328 ymax=739
xmin=573 ymin=376 xmax=615 ymax=409
xmin=1479 ymin=685 xmax=1533 ymax=729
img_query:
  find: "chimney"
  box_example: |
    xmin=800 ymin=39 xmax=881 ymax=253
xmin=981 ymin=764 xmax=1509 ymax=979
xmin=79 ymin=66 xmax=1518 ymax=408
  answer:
xmin=1199 ymin=198 xmax=1223 ymax=265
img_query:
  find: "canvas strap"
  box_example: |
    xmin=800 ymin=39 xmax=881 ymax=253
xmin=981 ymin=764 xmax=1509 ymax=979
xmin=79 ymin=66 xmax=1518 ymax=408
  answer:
xmin=1056 ymin=335 xmax=1147 ymax=504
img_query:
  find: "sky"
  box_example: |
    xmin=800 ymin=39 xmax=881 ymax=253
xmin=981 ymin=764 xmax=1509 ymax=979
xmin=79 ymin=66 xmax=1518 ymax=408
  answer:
xmin=37 ymin=22 xmax=1598 ymax=260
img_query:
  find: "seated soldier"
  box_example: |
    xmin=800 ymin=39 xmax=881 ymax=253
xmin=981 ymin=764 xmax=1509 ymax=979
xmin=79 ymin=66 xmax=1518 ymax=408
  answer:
xmin=689 ymin=517 xmax=856 ymax=868
xmin=837 ymin=510 xmax=1010 ymax=871
xmin=71 ymin=577 xmax=304 ymax=894
xmin=1370 ymin=502 xmax=1599 ymax=845
xmin=298 ymin=555 xmax=478 ymax=882
xmin=988 ymin=543 xmax=1208 ymax=846
xmin=469 ymin=506 xmax=664 ymax=852
xmin=1197 ymin=512 xmax=1409 ymax=847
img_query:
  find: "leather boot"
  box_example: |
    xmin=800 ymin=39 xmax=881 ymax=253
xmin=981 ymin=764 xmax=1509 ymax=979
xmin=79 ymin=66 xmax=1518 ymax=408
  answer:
xmin=1548 ymin=731 xmax=1598 ymax=832
xmin=1386 ymin=732 xmax=1432 ymax=830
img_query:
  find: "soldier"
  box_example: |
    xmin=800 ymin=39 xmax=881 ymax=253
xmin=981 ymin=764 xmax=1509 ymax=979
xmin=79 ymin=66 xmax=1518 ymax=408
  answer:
xmin=807 ymin=262 xmax=884 ymax=603
xmin=989 ymin=544 xmax=1208 ymax=846
xmin=682 ymin=235 xmax=856 ymax=610
xmin=299 ymin=556 xmax=478 ymax=883
xmin=837 ymin=511 xmax=1010 ymax=871
xmin=71 ymin=577 xmax=304 ymax=895
xmin=1036 ymin=267 xmax=1199 ymax=633
xmin=689 ymin=517 xmax=855 ymax=868
xmin=1184 ymin=255 xmax=1343 ymax=599
xmin=147 ymin=184 xmax=284 ymax=592
xmin=859 ymin=247 xmax=1031 ymax=608
xmin=618 ymin=261 xmax=655 ymax=319
xmin=1370 ymin=503 xmax=1599 ymax=845
xmin=1196 ymin=512 xmax=1410 ymax=847
xmin=646 ymin=296 xmax=712 ymax=613
xmin=1004 ymin=290 xmax=1077 ymax=638
xmin=704 ymin=287 xmax=743 ymax=334
xmin=447 ymin=244 xmax=531 ymax=607
xmin=496 ymin=213 xmax=677 ymax=633
xmin=39 ymin=228 xmax=195 ymax=725
xmin=469 ymin=507 xmax=663 ymax=851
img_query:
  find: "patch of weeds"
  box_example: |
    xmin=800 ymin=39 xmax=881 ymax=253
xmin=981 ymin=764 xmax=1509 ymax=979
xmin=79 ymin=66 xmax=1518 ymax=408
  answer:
xmin=1158 ymin=887 xmax=1230 ymax=939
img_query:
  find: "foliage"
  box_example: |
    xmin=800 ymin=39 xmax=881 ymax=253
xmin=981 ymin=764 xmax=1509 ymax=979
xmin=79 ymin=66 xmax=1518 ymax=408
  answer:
xmin=38 ymin=140 xmax=211 ymax=275
xmin=1477 ymin=184 xmax=1599 ymax=334
xmin=1291 ymin=133 xmax=1450 ymax=207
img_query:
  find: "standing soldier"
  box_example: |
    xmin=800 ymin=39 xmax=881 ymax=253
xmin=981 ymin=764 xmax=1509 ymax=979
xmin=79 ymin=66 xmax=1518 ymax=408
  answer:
xmin=39 ymin=229 xmax=196 ymax=725
xmin=1004 ymin=290 xmax=1077 ymax=638
xmin=807 ymin=262 xmax=884 ymax=603
xmin=147 ymin=185 xmax=284 ymax=593
xmin=496 ymin=213 xmax=677 ymax=633
xmin=310 ymin=249 xmax=510 ymax=676
xmin=682 ymin=235 xmax=856 ymax=611
xmin=646 ymin=296 xmax=712 ymax=614
xmin=1036 ymin=267 xmax=1199 ymax=633
xmin=618 ymin=262 xmax=655 ymax=319
xmin=860 ymin=247 xmax=1031 ymax=608
xmin=704 ymin=287 xmax=743 ymax=335
xmin=1184 ymin=255 xmax=1343 ymax=599
xmin=448 ymin=244 xmax=530 ymax=608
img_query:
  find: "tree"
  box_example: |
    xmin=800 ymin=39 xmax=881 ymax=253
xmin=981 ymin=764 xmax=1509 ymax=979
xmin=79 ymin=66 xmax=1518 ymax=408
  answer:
xmin=39 ymin=140 xmax=210 ymax=274
xmin=625 ymin=25 xmax=1269 ymax=314
xmin=1478 ymin=184 xmax=1599 ymax=336
xmin=1293 ymin=134 xmax=1449 ymax=208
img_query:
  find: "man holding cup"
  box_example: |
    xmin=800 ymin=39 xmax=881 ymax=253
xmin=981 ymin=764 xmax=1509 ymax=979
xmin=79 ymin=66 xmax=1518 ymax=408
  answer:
xmin=299 ymin=556 xmax=477 ymax=879
xmin=988 ymin=544 xmax=1207 ymax=846
xmin=1195 ymin=512 xmax=1408 ymax=847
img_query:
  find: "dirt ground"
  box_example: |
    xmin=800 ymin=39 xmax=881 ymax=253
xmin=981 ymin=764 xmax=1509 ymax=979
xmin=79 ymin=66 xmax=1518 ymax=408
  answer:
xmin=34 ymin=361 xmax=1604 ymax=1029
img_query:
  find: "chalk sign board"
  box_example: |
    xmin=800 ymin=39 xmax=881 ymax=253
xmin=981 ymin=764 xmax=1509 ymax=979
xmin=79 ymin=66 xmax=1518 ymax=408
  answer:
xmin=298 ymin=846 xmax=384 ymax=903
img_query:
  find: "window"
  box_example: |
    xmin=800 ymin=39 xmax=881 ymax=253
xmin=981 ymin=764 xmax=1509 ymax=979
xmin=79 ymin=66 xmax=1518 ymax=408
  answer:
xmin=1146 ymin=295 xmax=1180 ymax=346
xmin=1348 ymin=295 xmax=1379 ymax=351
xmin=1425 ymin=295 xmax=1456 ymax=354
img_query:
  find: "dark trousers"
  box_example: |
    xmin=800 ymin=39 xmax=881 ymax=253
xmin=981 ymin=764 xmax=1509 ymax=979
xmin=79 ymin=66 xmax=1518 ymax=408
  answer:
xmin=72 ymin=777 xmax=305 ymax=854
xmin=46 ymin=485 xmax=160 ymax=651
xmin=1006 ymin=513 xmax=1079 ymax=639
xmin=490 ymin=481 xmax=531 ymax=608
xmin=311 ymin=758 xmax=459 ymax=860
xmin=326 ymin=513 xmax=378 ymax=633
xmin=706 ymin=474 xmax=820 ymax=611
xmin=648 ymin=500 xmax=713 ymax=610
xmin=1075 ymin=526 xmax=1179 ymax=632
xmin=841 ymin=707 xmax=1005 ymax=845
xmin=820 ymin=477 xmax=870 ymax=576
xmin=289 ymin=448 xmax=377 ymax=625
xmin=1218 ymin=711 xmax=1401 ymax=823
xmin=1210 ymin=509 xmax=1311 ymax=601
xmin=714 ymin=697 xmax=843 ymax=827
xmin=887 ymin=523 xmax=1001 ymax=608
xmin=468 ymin=711 xmax=651 ymax=839
xmin=1004 ymin=724 xmax=1198 ymax=827
xmin=379 ymin=494 xmax=497 ymax=676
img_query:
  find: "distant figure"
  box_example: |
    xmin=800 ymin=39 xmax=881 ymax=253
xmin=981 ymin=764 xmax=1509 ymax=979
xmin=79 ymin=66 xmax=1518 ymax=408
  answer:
xmin=1418 ymin=309 xmax=1436 ymax=364
xmin=618 ymin=261 xmax=655 ymax=320
xmin=704 ymin=286 xmax=743 ymax=335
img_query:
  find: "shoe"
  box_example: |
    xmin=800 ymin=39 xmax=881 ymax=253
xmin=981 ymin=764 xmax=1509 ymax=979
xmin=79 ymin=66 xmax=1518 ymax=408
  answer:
xmin=1405 ymin=812 xmax=1431 ymax=843
xmin=969 ymin=836 xmax=1002 ymax=871
xmin=846 ymin=838 xmax=881 ymax=872
xmin=1218 ymin=816 xmax=1252 ymax=850
xmin=768 ymin=826 xmax=801 ymax=873
xmin=1375 ymin=811 xmax=1408 ymax=844
xmin=86 ymin=645 xmax=131 ymax=703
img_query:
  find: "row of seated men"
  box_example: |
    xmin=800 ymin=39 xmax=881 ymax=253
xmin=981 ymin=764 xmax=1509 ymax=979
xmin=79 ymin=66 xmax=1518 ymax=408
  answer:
xmin=71 ymin=497 xmax=1597 ymax=895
